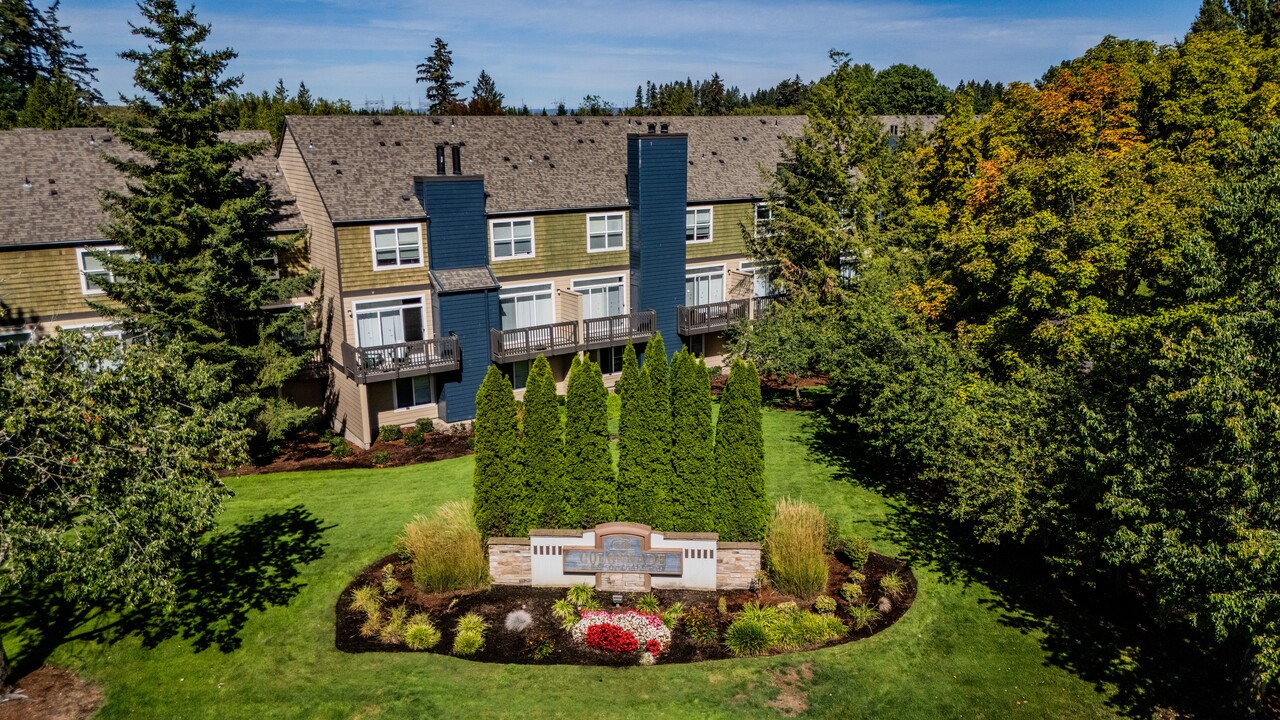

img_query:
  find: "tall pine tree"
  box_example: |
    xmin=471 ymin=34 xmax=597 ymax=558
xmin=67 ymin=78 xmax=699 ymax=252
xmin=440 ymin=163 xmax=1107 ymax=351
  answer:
xmin=669 ymin=348 xmax=714 ymax=532
xmin=643 ymin=333 xmax=674 ymax=530
xmin=562 ymin=356 xmax=615 ymax=527
xmin=94 ymin=0 xmax=317 ymax=447
xmin=521 ymin=355 xmax=563 ymax=529
xmin=415 ymin=37 xmax=466 ymax=114
xmin=713 ymin=360 xmax=767 ymax=541
xmin=472 ymin=365 xmax=524 ymax=537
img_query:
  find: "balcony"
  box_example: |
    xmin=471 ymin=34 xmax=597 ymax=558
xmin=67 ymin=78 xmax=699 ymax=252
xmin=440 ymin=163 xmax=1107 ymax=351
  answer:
xmin=488 ymin=310 xmax=658 ymax=363
xmin=340 ymin=336 xmax=460 ymax=383
xmin=581 ymin=310 xmax=656 ymax=352
xmin=677 ymin=299 xmax=749 ymax=335
xmin=490 ymin=321 xmax=579 ymax=364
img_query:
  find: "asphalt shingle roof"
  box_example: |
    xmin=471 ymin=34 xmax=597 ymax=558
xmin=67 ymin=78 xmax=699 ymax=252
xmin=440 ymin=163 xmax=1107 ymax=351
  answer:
xmin=282 ymin=115 xmax=809 ymax=223
xmin=0 ymin=128 xmax=301 ymax=248
xmin=430 ymin=266 xmax=500 ymax=293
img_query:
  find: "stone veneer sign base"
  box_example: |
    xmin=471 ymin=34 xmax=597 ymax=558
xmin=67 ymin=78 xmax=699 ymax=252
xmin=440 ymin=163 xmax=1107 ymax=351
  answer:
xmin=488 ymin=522 xmax=762 ymax=592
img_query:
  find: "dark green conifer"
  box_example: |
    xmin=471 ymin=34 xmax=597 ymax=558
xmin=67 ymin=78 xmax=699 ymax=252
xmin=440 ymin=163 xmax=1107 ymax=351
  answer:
xmin=643 ymin=333 xmax=674 ymax=530
xmin=521 ymin=355 xmax=563 ymax=529
xmin=616 ymin=344 xmax=645 ymax=522
xmin=714 ymin=360 xmax=767 ymax=541
xmin=562 ymin=356 xmax=615 ymax=527
xmin=472 ymin=365 xmax=524 ymax=537
xmin=669 ymin=348 xmax=714 ymax=532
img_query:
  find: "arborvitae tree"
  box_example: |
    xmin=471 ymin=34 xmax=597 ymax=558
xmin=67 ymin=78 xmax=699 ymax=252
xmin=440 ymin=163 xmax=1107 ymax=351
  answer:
xmin=521 ymin=355 xmax=563 ymax=529
xmin=643 ymin=333 xmax=674 ymax=529
xmin=562 ymin=356 xmax=615 ymax=527
xmin=669 ymin=348 xmax=714 ymax=532
xmin=467 ymin=69 xmax=503 ymax=115
xmin=415 ymin=37 xmax=466 ymax=114
xmin=713 ymin=360 xmax=767 ymax=541
xmin=472 ymin=365 xmax=524 ymax=537
xmin=615 ymin=344 xmax=645 ymax=521
xmin=95 ymin=0 xmax=318 ymax=449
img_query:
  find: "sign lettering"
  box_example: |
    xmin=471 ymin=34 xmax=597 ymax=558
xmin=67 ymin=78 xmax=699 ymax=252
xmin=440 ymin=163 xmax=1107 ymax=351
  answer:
xmin=563 ymin=534 xmax=682 ymax=576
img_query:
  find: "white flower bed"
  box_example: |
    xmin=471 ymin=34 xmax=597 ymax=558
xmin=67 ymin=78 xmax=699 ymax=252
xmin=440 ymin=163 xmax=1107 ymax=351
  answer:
xmin=571 ymin=610 xmax=672 ymax=652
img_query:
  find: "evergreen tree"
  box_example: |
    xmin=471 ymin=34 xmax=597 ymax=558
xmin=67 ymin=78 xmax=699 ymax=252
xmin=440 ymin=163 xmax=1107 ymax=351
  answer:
xmin=643 ymin=333 xmax=674 ymax=529
xmin=415 ymin=37 xmax=466 ymax=115
xmin=713 ymin=360 xmax=767 ymax=541
xmin=94 ymin=0 xmax=318 ymax=448
xmin=562 ymin=356 xmax=615 ymax=527
xmin=467 ymin=69 xmax=503 ymax=115
xmin=615 ymin=344 xmax=645 ymax=521
xmin=14 ymin=70 xmax=93 ymax=128
xmin=472 ymin=365 xmax=524 ymax=537
xmin=0 ymin=0 xmax=98 ymax=125
xmin=669 ymin=348 xmax=714 ymax=532
xmin=34 ymin=0 xmax=98 ymax=103
xmin=521 ymin=355 xmax=563 ymax=529
xmin=294 ymin=80 xmax=313 ymax=112
xmin=703 ymin=72 xmax=727 ymax=115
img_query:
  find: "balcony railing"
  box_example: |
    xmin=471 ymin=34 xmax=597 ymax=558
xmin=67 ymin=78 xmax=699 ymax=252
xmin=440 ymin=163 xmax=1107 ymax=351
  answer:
xmin=340 ymin=336 xmax=460 ymax=383
xmin=677 ymin=299 xmax=749 ymax=335
xmin=490 ymin=321 xmax=579 ymax=363
xmin=752 ymin=294 xmax=782 ymax=319
xmin=581 ymin=310 xmax=656 ymax=351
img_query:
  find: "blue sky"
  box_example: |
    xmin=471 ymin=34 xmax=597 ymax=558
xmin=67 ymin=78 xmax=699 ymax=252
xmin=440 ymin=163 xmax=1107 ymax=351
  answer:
xmin=64 ymin=0 xmax=1201 ymax=110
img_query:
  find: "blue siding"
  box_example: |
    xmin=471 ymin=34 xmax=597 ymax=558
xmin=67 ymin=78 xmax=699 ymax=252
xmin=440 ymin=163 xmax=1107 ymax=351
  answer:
xmin=418 ymin=177 xmax=488 ymax=270
xmin=627 ymin=134 xmax=687 ymax=356
xmin=435 ymin=290 xmax=498 ymax=423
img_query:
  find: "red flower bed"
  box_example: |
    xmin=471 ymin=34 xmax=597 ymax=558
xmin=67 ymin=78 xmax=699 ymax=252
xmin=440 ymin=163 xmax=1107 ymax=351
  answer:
xmin=585 ymin=623 xmax=639 ymax=653
xmin=646 ymin=639 xmax=662 ymax=656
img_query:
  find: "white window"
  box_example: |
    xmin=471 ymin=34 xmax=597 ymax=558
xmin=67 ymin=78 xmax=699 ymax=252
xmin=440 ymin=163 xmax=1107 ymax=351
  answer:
xmin=394 ymin=375 xmax=434 ymax=409
xmin=592 ymin=347 xmax=625 ymax=374
xmin=685 ymin=266 xmax=725 ymax=306
xmin=754 ymin=203 xmax=773 ymax=237
xmin=685 ymin=206 xmax=712 ymax=244
xmin=491 ymin=218 xmax=535 ymax=260
xmin=587 ymin=213 xmax=625 ymax=252
xmin=78 ymin=246 xmax=133 ymax=295
xmin=573 ymin=276 xmax=625 ymax=319
xmin=370 ymin=225 xmax=423 ymax=269
xmin=354 ymin=296 xmax=425 ymax=348
xmin=740 ymin=260 xmax=776 ymax=298
xmin=498 ymin=283 xmax=554 ymax=330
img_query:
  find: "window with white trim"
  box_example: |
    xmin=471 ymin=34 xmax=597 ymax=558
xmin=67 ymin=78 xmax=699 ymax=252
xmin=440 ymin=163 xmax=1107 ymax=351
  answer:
xmin=370 ymin=225 xmax=422 ymax=269
xmin=754 ymin=203 xmax=773 ymax=237
xmin=78 ymin=246 xmax=134 ymax=295
xmin=498 ymin=283 xmax=554 ymax=330
xmin=685 ymin=207 xmax=712 ymax=243
xmin=685 ymin=266 xmax=725 ymax=306
xmin=354 ymin=297 xmax=425 ymax=348
xmin=491 ymin=218 xmax=534 ymax=259
xmin=591 ymin=347 xmax=625 ymax=374
xmin=572 ymin=276 xmax=625 ymax=319
xmin=587 ymin=213 xmax=625 ymax=252
xmin=739 ymin=260 xmax=776 ymax=298
xmin=394 ymin=375 xmax=433 ymax=409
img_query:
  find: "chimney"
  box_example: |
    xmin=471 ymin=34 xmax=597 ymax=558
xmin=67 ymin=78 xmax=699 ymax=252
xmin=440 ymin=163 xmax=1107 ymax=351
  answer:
xmin=451 ymin=145 xmax=462 ymax=175
xmin=435 ymin=145 xmax=446 ymax=175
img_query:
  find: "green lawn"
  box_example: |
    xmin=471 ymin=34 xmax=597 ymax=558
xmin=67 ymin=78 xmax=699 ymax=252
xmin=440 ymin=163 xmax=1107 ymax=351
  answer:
xmin=20 ymin=409 xmax=1121 ymax=719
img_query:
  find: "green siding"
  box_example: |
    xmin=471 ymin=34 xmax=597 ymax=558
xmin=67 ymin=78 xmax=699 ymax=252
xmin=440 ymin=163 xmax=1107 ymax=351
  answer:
xmin=687 ymin=202 xmax=752 ymax=261
xmin=490 ymin=211 xmax=629 ymax=278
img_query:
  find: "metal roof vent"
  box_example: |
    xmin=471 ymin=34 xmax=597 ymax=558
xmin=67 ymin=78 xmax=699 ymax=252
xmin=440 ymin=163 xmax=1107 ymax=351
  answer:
xmin=372 ymin=117 xmax=382 ymax=126
xmin=660 ymin=123 xmax=669 ymax=134
xmin=88 ymin=135 xmax=96 ymax=145
xmin=647 ymin=123 xmax=656 ymax=134
xmin=22 ymin=177 xmax=31 ymax=190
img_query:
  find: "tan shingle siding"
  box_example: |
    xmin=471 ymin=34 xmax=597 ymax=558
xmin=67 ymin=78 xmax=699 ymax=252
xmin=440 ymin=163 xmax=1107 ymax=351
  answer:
xmin=687 ymin=202 xmax=752 ymax=261
xmin=0 ymin=246 xmax=94 ymax=324
xmin=489 ymin=211 xmax=629 ymax=278
xmin=336 ymin=223 xmax=430 ymax=292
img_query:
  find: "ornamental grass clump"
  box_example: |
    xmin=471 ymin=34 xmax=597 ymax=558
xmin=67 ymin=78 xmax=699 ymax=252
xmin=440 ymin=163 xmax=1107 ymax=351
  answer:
xmin=453 ymin=613 xmax=487 ymax=656
xmin=766 ymin=498 xmax=829 ymax=600
xmin=879 ymin=570 xmax=905 ymax=597
xmin=400 ymin=501 xmax=487 ymax=593
xmin=404 ymin=613 xmax=441 ymax=650
xmin=379 ymin=605 xmax=408 ymax=644
xmin=723 ymin=601 xmax=846 ymax=656
xmin=349 ymin=585 xmax=384 ymax=639
xmin=848 ymin=603 xmax=881 ymax=630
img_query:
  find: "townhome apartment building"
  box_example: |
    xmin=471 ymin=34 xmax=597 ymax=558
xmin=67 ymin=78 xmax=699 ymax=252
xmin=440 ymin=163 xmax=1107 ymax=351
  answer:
xmin=8 ymin=114 xmax=940 ymax=448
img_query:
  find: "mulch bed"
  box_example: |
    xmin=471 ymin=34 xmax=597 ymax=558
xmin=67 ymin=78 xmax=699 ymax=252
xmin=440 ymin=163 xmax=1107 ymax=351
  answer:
xmin=0 ymin=666 xmax=103 ymax=720
xmin=226 ymin=429 xmax=472 ymax=476
xmin=335 ymin=550 xmax=915 ymax=665
xmin=711 ymin=372 xmax=829 ymax=411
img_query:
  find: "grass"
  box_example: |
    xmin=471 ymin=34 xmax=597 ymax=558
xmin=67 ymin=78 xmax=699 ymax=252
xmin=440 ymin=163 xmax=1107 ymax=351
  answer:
xmin=399 ymin=500 xmax=487 ymax=593
xmin=765 ymin=498 xmax=829 ymax=599
xmin=7 ymin=408 xmax=1125 ymax=719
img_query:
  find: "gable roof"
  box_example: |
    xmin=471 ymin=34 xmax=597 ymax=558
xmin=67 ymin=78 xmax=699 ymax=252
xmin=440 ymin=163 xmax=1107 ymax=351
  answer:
xmin=282 ymin=115 xmax=809 ymax=223
xmin=0 ymin=128 xmax=301 ymax=249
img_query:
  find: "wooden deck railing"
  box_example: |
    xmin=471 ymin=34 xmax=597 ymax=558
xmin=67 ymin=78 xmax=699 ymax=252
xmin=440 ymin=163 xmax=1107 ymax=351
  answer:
xmin=677 ymin=299 xmax=749 ymax=335
xmin=490 ymin=321 xmax=579 ymax=363
xmin=340 ymin=336 xmax=460 ymax=383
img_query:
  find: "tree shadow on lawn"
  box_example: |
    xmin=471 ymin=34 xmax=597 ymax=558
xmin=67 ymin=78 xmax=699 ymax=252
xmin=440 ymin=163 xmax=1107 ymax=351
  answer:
xmin=3 ymin=505 xmax=330 ymax=679
xmin=802 ymin=409 xmax=1236 ymax=719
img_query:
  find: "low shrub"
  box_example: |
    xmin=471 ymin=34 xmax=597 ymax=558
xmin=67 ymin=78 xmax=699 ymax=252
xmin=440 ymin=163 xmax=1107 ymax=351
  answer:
xmin=635 ymin=593 xmax=660 ymax=615
xmin=380 ymin=564 xmax=399 ymax=596
xmin=879 ymin=571 xmax=905 ymax=597
xmin=792 ymin=612 xmax=846 ymax=646
xmin=724 ymin=618 xmax=771 ymax=656
xmin=330 ymin=439 xmax=354 ymax=459
xmin=685 ymin=606 xmax=719 ymax=645
xmin=848 ymin=603 xmax=881 ymax=630
xmin=379 ymin=605 xmax=408 ymax=644
xmin=452 ymin=613 xmax=487 ymax=656
xmin=717 ymin=596 xmax=728 ymax=615
xmin=371 ymin=449 xmax=390 ymax=466
xmin=660 ymin=601 xmax=684 ymax=630
xmin=404 ymin=614 xmax=441 ymax=650
xmin=379 ymin=424 xmax=404 ymax=442
xmin=843 ymin=535 xmax=872 ymax=569
xmin=585 ymin=623 xmax=639 ymax=653
xmin=415 ymin=417 xmax=435 ymax=433
xmin=525 ymin=632 xmax=554 ymax=660
xmin=571 ymin=610 xmax=671 ymax=658
xmin=404 ymin=429 xmax=425 ymax=446
xmin=841 ymin=582 xmax=861 ymax=602
xmin=400 ymin=501 xmax=488 ymax=593
xmin=567 ymin=583 xmax=597 ymax=608
xmin=766 ymin=498 xmax=829 ymax=600
xmin=552 ymin=598 xmax=580 ymax=630
xmin=814 ymin=595 xmax=837 ymax=615
xmin=848 ymin=570 xmax=866 ymax=585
